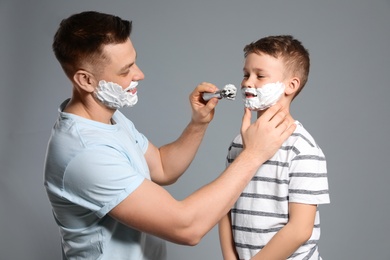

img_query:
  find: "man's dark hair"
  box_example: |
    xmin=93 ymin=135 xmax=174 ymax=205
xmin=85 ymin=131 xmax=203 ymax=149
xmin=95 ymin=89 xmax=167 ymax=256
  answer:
xmin=52 ymin=11 xmax=132 ymax=77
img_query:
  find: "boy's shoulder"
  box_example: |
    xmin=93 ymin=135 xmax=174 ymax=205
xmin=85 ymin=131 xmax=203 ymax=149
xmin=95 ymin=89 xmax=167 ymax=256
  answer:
xmin=288 ymin=120 xmax=323 ymax=152
xmin=228 ymin=120 xmax=323 ymax=153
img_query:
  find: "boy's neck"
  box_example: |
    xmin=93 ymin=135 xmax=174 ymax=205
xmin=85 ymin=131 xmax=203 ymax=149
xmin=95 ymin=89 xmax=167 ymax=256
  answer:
xmin=256 ymin=106 xmax=294 ymax=122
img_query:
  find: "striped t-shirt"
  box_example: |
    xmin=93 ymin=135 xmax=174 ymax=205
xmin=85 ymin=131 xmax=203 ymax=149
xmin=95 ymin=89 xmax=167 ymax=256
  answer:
xmin=227 ymin=121 xmax=330 ymax=260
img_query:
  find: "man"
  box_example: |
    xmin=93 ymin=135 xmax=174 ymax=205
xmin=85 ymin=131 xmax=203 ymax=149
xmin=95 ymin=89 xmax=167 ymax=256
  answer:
xmin=44 ymin=11 xmax=296 ymax=259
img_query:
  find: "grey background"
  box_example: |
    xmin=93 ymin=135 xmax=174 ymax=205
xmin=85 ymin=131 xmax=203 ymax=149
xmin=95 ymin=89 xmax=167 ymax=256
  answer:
xmin=1 ymin=0 xmax=389 ymax=259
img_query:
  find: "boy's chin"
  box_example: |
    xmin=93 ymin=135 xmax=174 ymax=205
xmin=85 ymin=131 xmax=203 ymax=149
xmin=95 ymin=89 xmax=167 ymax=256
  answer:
xmin=246 ymin=106 xmax=269 ymax=112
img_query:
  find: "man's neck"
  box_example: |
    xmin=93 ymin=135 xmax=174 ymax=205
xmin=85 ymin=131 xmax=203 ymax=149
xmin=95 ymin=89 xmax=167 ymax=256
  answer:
xmin=64 ymin=95 xmax=115 ymax=125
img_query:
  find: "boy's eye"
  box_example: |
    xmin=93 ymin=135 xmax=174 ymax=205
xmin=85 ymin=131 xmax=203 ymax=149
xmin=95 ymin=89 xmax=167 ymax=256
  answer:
xmin=257 ymin=75 xmax=264 ymax=79
xmin=243 ymin=74 xmax=249 ymax=78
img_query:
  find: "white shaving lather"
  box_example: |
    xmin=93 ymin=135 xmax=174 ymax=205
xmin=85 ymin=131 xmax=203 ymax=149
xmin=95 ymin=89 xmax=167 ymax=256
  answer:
xmin=242 ymin=82 xmax=285 ymax=111
xmin=202 ymin=84 xmax=237 ymax=101
xmin=95 ymin=80 xmax=139 ymax=109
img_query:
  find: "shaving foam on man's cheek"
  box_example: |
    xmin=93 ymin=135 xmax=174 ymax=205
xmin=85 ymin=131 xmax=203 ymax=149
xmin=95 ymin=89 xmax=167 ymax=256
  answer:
xmin=242 ymin=82 xmax=285 ymax=111
xmin=95 ymin=80 xmax=139 ymax=109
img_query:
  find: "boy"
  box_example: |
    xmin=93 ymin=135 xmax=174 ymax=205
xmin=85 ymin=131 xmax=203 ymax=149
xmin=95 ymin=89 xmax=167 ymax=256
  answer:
xmin=218 ymin=35 xmax=330 ymax=259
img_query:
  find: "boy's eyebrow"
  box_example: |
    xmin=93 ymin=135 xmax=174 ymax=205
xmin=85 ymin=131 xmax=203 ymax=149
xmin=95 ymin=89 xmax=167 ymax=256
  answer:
xmin=243 ymin=67 xmax=266 ymax=73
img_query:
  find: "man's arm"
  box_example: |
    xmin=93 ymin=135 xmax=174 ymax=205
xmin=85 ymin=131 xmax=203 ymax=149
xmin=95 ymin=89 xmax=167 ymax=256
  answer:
xmin=251 ymin=203 xmax=317 ymax=260
xmin=219 ymin=212 xmax=239 ymax=260
xmin=109 ymin=104 xmax=296 ymax=245
xmin=146 ymin=82 xmax=219 ymax=185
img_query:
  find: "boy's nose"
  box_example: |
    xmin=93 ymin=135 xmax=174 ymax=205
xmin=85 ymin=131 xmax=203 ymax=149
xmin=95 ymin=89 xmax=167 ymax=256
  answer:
xmin=242 ymin=78 xmax=255 ymax=88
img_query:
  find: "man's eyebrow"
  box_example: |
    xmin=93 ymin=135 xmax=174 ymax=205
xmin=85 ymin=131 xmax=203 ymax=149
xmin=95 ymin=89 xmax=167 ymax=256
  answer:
xmin=119 ymin=53 xmax=137 ymax=73
xmin=119 ymin=62 xmax=134 ymax=73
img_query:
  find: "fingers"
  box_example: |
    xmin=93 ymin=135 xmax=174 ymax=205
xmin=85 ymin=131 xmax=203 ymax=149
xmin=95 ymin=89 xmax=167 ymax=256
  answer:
xmin=190 ymin=82 xmax=219 ymax=106
xmin=256 ymin=104 xmax=292 ymax=130
xmin=200 ymin=82 xmax=219 ymax=92
xmin=258 ymin=103 xmax=284 ymax=123
xmin=264 ymin=106 xmax=296 ymax=139
xmin=197 ymin=83 xmax=219 ymax=109
xmin=239 ymin=104 xmax=297 ymax=162
xmin=189 ymin=82 xmax=219 ymax=124
xmin=192 ymin=82 xmax=219 ymax=98
xmin=280 ymin=120 xmax=297 ymax=139
xmin=240 ymin=108 xmax=251 ymax=136
xmin=205 ymin=96 xmax=219 ymax=109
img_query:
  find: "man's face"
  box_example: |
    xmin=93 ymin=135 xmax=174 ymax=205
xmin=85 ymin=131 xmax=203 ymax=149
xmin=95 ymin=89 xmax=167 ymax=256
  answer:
xmin=91 ymin=38 xmax=145 ymax=110
xmin=99 ymin=38 xmax=144 ymax=90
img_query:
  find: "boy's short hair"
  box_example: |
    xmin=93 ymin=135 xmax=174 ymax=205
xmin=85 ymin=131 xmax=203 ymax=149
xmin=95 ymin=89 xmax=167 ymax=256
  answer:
xmin=52 ymin=11 xmax=132 ymax=78
xmin=244 ymin=35 xmax=310 ymax=97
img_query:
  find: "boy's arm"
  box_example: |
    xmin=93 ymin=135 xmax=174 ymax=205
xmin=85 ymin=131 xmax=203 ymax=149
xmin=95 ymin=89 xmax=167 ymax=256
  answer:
xmin=251 ymin=203 xmax=317 ymax=260
xmin=219 ymin=212 xmax=239 ymax=260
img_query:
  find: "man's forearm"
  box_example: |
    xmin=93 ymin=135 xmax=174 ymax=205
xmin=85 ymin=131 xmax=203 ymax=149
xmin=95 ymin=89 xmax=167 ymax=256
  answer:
xmin=177 ymin=149 xmax=268 ymax=243
xmin=159 ymin=121 xmax=209 ymax=181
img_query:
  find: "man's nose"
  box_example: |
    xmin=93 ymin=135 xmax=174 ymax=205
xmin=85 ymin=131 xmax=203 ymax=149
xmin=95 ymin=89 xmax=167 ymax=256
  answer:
xmin=133 ymin=64 xmax=145 ymax=81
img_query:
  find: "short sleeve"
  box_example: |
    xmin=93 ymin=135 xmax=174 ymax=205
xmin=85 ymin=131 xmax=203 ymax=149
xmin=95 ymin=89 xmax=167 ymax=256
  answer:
xmin=226 ymin=134 xmax=243 ymax=168
xmin=288 ymin=146 xmax=330 ymax=205
xmin=63 ymin=145 xmax=145 ymax=218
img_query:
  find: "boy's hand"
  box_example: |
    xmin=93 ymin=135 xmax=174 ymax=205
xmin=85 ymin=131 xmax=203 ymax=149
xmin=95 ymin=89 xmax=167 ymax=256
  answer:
xmin=241 ymin=104 xmax=296 ymax=161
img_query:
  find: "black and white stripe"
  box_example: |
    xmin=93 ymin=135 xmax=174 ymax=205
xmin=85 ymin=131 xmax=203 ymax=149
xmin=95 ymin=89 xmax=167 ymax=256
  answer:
xmin=227 ymin=121 xmax=330 ymax=260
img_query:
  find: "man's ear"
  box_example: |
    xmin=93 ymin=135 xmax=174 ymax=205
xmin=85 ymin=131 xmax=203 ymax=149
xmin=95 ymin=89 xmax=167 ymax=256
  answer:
xmin=73 ymin=70 xmax=96 ymax=93
xmin=285 ymin=77 xmax=300 ymax=96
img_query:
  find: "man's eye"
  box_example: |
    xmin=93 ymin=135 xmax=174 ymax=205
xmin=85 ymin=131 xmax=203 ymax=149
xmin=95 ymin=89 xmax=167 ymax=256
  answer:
xmin=257 ymin=75 xmax=264 ymax=79
xmin=243 ymin=74 xmax=249 ymax=78
xmin=121 ymin=70 xmax=130 ymax=76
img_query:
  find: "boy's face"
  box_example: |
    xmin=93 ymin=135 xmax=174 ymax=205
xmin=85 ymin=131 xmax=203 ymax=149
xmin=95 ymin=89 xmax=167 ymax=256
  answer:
xmin=241 ymin=52 xmax=287 ymax=111
xmin=242 ymin=52 xmax=285 ymax=89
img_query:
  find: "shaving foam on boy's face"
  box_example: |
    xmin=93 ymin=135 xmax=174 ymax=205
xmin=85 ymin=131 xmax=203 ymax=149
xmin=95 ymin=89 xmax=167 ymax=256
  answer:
xmin=94 ymin=80 xmax=139 ymax=109
xmin=242 ymin=82 xmax=285 ymax=111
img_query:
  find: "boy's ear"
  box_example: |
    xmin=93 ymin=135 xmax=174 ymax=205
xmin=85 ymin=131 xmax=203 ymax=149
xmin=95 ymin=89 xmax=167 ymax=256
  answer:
xmin=285 ymin=77 xmax=300 ymax=96
xmin=73 ymin=70 xmax=97 ymax=93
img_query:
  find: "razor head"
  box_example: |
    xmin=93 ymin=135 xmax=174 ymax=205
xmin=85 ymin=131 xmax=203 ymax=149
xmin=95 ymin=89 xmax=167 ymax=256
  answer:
xmin=202 ymin=84 xmax=237 ymax=101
